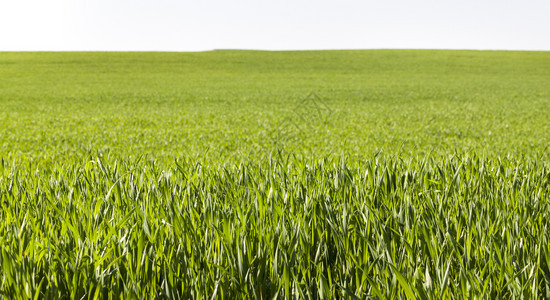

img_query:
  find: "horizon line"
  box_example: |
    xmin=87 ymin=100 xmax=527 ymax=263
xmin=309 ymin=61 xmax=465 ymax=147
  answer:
xmin=1 ymin=48 xmax=549 ymax=53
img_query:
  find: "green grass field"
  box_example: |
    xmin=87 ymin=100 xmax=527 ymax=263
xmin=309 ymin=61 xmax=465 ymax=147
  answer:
xmin=1 ymin=50 xmax=550 ymax=298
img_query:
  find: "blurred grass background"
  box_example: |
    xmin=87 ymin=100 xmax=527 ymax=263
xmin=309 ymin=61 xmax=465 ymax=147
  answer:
xmin=1 ymin=50 xmax=548 ymax=164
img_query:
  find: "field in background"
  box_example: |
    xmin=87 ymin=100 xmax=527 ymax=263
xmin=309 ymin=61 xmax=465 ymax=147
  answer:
xmin=1 ymin=50 xmax=549 ymax=162
xmin=1 ymin=50 xmax=549 ymax=298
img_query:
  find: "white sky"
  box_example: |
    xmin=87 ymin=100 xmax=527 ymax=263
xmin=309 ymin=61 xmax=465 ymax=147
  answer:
xmin=1 ymin=0 xmax=549 ymax=51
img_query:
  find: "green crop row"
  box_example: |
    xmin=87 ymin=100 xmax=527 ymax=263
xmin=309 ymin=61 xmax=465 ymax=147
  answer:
xmin=1 ymin=155 xmax=549 ymax=298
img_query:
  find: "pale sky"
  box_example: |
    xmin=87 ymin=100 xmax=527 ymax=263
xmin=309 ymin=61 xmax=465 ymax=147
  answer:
xmin=1 ymin=0 xmax=549 ymax=51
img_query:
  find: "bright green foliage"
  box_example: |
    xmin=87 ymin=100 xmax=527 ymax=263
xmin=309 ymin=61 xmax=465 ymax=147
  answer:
xmin=1 ymin=156 xmax=549 ymax=298
xmin=0 ymin=50 xmax=550 ymax=298
xmin=1 ymin=50 xmax=549 ymax=162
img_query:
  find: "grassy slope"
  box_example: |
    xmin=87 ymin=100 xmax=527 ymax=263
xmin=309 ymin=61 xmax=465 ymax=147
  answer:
xmin=1 ymin=50 xmax=549 ymax=163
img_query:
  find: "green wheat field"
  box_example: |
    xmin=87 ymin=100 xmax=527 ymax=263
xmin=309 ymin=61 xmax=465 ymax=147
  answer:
xmin=1 ymin=50 xmax=549 ymax=298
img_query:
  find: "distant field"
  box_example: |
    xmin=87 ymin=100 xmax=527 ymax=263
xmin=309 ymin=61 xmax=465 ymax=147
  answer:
xmin=1 ymin=50 xmax=549 ymax=298
xmin=1 ymin=50 xmax=549 ymax=162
